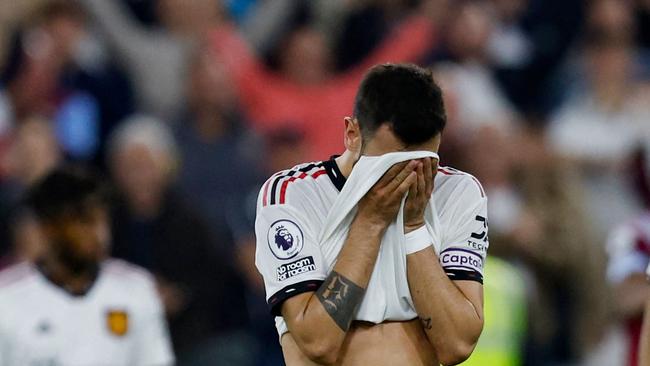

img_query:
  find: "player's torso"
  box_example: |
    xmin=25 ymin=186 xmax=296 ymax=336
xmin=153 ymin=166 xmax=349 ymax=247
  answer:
xmin=281 ymin=319 xmax=438 ymax=366
xmin=0 ymin=262 xmax=146 ymax=366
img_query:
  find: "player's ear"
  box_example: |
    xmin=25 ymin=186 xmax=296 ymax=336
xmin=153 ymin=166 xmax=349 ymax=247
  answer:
xmin=343 ymin=117 xmax=361 ymax=156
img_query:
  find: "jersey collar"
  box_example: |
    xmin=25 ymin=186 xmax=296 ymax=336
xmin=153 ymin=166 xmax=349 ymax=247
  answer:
xmin=35 ymin=259 xmax=101 ymax=298
xmin=323 ymin=155 xmax=346 ymax=191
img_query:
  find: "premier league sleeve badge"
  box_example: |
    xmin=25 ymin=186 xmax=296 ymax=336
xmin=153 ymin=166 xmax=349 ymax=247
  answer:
xmin=268 ymin=219 xmax=304 ymax=260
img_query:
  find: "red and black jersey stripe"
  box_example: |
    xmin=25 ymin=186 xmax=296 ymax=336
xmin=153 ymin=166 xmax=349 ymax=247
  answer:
xmin=262 ymin=162 xmax=325 ymax=206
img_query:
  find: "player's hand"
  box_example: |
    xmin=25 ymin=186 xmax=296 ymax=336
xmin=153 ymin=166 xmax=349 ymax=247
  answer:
xmin=404 ymin=157 xmax=437 ymax=233
xmin=356 ymin=160 xmax=419 ymax=232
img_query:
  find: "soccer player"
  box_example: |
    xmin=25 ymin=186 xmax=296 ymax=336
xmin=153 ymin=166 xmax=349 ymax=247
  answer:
xmin=0 ymin=167 xmax=174 ymax=366
xmin=255 ymin=64 xmax=487 ymax=365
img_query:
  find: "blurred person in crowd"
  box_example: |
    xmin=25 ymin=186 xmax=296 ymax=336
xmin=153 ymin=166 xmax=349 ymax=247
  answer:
xmin=606 ymin=148 xmax=650 ymax=366
xmin=176 ymin=48 xmax=262 ymax=244
xmin=639 ymin=246 xmax=650 ymax=366
xmin=636 ymin=0 xmax=650 ymax=50
xmin=236 ymin=128 xmax=308 ymax=366
xmin=0 ymin=116 xmax=60 ymax=260
xmin=78 ymin=0 xmax=224 ymax=122
xmin=608 ymin=210 xmax=650 ymax=366
xmin=432 ymin=0 xmax=519 ymax=139
xmin=0 ymin=0 xmax=134 ymax=163
xmin=0 ymin=0 xmax=45 ymax=64
xmin=465 ymin=125 xmax=608 ymax=365
xmin=334 ymin=0 xmax=440 ymax=70
xmin=548 ymin=0 xmax=650 ymax=236
xmin=212 ymin=3 xmax=439 ymax=160
xmin=0 ymin=166 xmax=174 ymax=365
xmin=0 ymin=209 xmax=46 ymax=271
xmin=242 ymin=0 xmax=441 ymax=71
xmin=107 ymin=115 xmax=253 ymax=365
xmin=486 ymin=0 xmax=585 ymax=114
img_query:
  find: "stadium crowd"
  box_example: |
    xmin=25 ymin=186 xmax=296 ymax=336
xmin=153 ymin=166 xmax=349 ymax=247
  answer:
xmin=0 ymin=0 xmax=648 ymax=365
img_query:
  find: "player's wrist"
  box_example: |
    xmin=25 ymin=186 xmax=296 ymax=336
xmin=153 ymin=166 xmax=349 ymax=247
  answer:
xmin=404 ymin=221 xmax=425 ymax=234
xmin=404 ymin=225 xmax=432 ymax=255
xmin=353 ymin=214 xmax=389 ymax=236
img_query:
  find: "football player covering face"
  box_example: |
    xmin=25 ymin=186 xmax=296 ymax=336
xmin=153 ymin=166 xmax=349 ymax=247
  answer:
xmin=276 ymin=64 xmax=485 ymax=365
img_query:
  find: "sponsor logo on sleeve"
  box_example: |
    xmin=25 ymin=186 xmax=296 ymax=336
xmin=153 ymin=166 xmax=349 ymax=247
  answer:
xmin=440 ymin=248 xmax=484 ymax=273
xmin=466 ymin=215 xmax=488 ymax=252
xmin=268 ymin=219 xmax=304 ymax=259
xmin=277 ymin=256 xmax=317 ymax=281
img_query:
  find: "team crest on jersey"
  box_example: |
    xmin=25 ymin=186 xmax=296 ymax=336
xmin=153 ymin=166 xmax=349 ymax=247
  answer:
xmin=268 ymin=219 xmax=304 ymax=259
xmin=106 ymin=310 xmax=129 ymax=337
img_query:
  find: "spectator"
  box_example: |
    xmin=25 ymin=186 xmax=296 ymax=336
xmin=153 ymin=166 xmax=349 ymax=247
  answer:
xmin=79 ymin=0 xmax=223 ymax=122
xmin=107 ymin=115 xmax=252 ymax=365
xmin=608 ymin=209 xmax=650 ymax=366
xmin=432 ymin=0 xmax=519 ymax=138
xmin=0 ymin=116 xmax=60 ymax=260
xmin=547 ymin=0 xmax=650 ymax=236
xmin=175 ymin=48 xmax=262 ymax=243
xmin=606 ymin=148 xmax=650 ymax=366
xmin=211 ymin=5 xmax=439 ymax=160
xmin=0 ymin=0 xmax=133 ymax=162
xmin=235 ymin=128 xmax=308 ymax=366
xmin=466 ymin=126 xmax=609 ymax=365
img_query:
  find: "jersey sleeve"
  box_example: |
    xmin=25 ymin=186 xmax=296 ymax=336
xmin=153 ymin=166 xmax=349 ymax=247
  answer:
xmin=255 ymin=189 xmax=328 ymax=316
xmin=439 ymin=176 xmax=489 ymax=284
xmin=132 ymin=276 xmax=175 ymax=366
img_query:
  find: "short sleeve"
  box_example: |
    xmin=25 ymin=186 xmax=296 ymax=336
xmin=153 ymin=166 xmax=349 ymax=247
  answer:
xmin=255 ymin=200 xmax=328 ymax=316
xmin=439 ymin=176 xmax=489 ymax=284
xmin=132 ymin=277 xmax=175 ymax=366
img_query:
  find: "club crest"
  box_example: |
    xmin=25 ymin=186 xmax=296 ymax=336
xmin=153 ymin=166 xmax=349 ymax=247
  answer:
xmin=106 ymin=310 xmax=129 ymax=337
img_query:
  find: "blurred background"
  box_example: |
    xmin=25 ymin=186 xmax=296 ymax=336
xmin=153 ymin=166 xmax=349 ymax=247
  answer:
xmin=0 ymin=0 xmax=648 ymax=365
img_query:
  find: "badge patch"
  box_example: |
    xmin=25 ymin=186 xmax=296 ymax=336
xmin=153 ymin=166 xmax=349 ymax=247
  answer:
xmin=277 ymin=256 xmax=316 ymax=281
xmin=106 ymin=310 xmax=129 ymax=337
xmin=440 ymin=248 xmax=484 ymax=273
xmin=268 ymin=219 xmax=304 ymax=259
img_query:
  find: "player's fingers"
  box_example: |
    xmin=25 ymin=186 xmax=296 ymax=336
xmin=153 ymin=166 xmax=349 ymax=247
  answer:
xmin=424 ymin=157 xmax=434 ymax=198
xmin=376 ymin=161 xmax=409 ymax=188
xmin=393 ymin=171 xmax=418 ymax=199
xmin=408 ymin=166 xmax=419 ymax=201
xmin=385 ymin=160 xmax=418 ymax=193
xmin=416 ymin=162 xmax=426 ymax=201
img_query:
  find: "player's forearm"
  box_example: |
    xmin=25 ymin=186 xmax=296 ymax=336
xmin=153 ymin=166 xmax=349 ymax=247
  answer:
xmin=284 ymin=216 xmax=385 ymax=364
xmin=407 ymin=247 xmax=483 ymax=365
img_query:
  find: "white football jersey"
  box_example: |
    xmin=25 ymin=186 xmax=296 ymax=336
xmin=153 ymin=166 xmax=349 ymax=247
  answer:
xmin=0 ymin=259 xmax=174 ymax=366
xmin=254 ymin=157 xmax=489 ymax=336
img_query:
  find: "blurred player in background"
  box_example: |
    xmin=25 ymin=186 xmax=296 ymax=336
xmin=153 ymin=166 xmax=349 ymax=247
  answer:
xmin=255 ymin=64 xmax=487 ymax=365
xmin=0 ymin=167 xmax=174 ymax=366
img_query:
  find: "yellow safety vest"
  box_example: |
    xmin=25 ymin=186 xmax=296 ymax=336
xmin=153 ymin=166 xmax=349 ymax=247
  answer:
xmin=460 ymin=257 xmax=527 ymax=366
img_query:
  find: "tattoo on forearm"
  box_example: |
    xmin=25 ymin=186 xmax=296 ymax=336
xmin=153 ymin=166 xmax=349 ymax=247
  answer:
xmin=420 ymin=316 xmax=432 ymax=330
xmin=316 ymin=271 xmax=365 ymax=331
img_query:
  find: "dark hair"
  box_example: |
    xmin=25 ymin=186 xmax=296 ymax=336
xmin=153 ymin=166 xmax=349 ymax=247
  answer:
xmin=24 ymin=166 xmax=109 ymax=222
xmin=353 ymin=63 xmax=446 ymax=145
